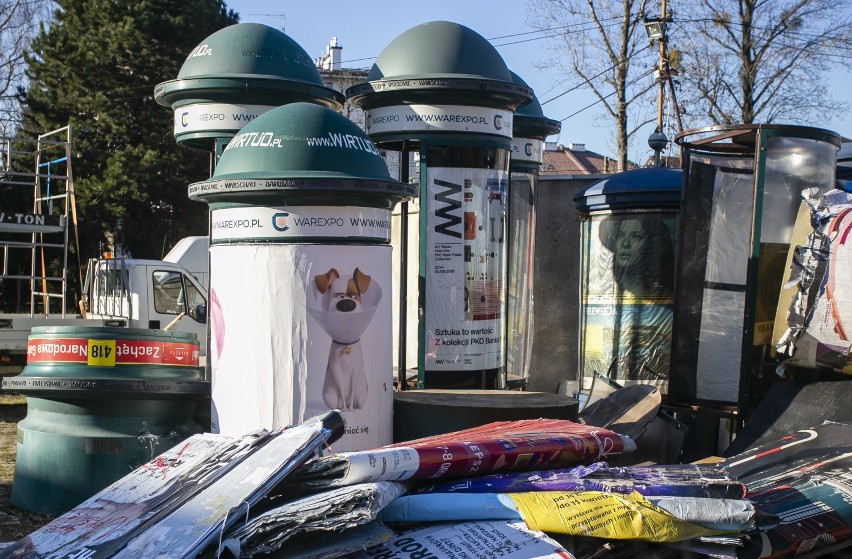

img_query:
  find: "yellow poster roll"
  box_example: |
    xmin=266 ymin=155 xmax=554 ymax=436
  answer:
xmin=508 ymin=491 xmax=726 ymax=542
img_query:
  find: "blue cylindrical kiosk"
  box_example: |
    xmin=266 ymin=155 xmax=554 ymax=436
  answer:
xmin=347 ymin=21 xmax=532 ymax=389
xmin=574 ymin=168 xmax=682 ymax=395
xmin=506 ymin=71 xmax=560 ymax=388
xmin=188 ymin=103 xmax=414 ymax=450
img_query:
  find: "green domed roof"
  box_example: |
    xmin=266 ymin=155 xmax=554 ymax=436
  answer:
xmin=346 ymin=21 xmax=531 ymax=110
xmin=176 ymin=23 xmax=321 ymax=83
xmin=368 ymin=21 xmax=512 ymax=82
xmin=155 ymin=23 xmax=342 ymax=112
xmin=189 ymin=103 xmax=415 ymax=202
xmin=511 ymin=71 xmax=560 ymax=139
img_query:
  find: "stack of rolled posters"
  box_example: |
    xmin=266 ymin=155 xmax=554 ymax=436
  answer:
xmin=411 ymin=461 xmax=746 ymax=499
xmin=288 ymin=418 xmax=636 ymax=492
xmin=379 ymin=490 xmax=761 ymax=542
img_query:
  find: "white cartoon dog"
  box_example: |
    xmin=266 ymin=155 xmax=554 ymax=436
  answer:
xmin=309 ymin=268 xmax=381 ymax=411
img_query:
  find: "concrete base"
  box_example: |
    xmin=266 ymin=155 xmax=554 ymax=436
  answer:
xmin=393 ymin=389 xmax=579 ymax=443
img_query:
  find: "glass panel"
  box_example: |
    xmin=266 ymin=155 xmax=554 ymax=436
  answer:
xmin=183 ymin=276 xmax=207 ymax=323
xmin=579 ymin=213 xmax=676 ymax=392
xmin=152 ymin=270 xmax=183 ymax=315
xmin=761 ymin=136 xmax=838 ymax=243
xmin=507 ymin=171 xmax=536 ymax=385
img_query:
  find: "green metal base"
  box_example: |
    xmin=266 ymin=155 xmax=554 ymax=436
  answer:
xmin=12 ymin=397 xmax=202 ymax=515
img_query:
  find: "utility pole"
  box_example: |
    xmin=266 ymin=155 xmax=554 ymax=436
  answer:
xmin=655 ymin=0 xmax=667 ymax=136
xmin=645 ymin=0 xmax=677 ymax=167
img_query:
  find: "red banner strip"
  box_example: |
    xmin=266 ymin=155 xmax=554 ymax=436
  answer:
xmin=27 ymin=338 xmax=200 ymax=366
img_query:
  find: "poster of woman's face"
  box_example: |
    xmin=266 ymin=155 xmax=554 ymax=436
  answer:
xmin=581 ymin=214 xmax=677 ymax=385
xmin=593 ymin=216 xmax=676 ymax=299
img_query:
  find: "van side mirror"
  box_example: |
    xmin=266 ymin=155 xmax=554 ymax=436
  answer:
xmin=190 ymin=304 xmax=207 ymax=323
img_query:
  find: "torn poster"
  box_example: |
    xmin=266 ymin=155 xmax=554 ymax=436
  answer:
xmin=380 ymin=491 xmax=757 ymax=541
xmin=0 ymin=411 xmax=344 ymax=559
xmin=288 ymin=418 xmax=635 ymax=491
xmin=226 ymin=482 xmax=405 ymax=557
xmin=411 ymin=461 xmax=746 ymax=499
xmin=260 ymin=521 xmax=394 ymax=559
xmin=349 ymin=520 xmax=575 ymax=559
xmin=723 ymin=421 xmax=852 ymax=558
xmin=776 ymin=189 xmax=852 ymax=372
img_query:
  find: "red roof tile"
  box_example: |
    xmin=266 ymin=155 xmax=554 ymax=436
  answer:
xmin=540 ymin=144 xmax=615 ymax=175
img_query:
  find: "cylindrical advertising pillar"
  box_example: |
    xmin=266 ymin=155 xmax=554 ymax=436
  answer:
xmin=6 ymin=326 xmax=206 ymax=515
xmin=506 ymin=71 xmax=561 ymax=388
xmin=188 ymin=103 xmax=414 ymax=451
xmin=573 ymin=168 xmax=682 ymax=397
xmin=346 ymin=21 xmax=532 ymax=390
xmin=155 ymin=23 xmax=343 ymax=153
xmin=155 ymin=23 xmax=345 ymax=435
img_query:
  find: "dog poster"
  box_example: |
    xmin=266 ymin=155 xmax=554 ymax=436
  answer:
xmin=424 ymin=166 xmax=508 ymax=371
xmin=208 ymin=243 xmax=392 ymax=452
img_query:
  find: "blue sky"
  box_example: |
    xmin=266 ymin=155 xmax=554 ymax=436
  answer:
xmin=225 ymin=0 xmax=852 ymax=162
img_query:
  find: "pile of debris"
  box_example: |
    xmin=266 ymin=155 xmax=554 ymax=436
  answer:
xmin=1 ymin=408 xmax=851 ymax=558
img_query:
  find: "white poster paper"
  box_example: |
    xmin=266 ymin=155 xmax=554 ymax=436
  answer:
xmin=352 ymin=520 xmax=575 ymax=559
xmin=510 ymin=137 xmax=544 ymax=164
xmin=424 ymin=166 xmax=507 ymax=371
xmin=366 ymin=104 xmax=513 ymax=139
xmin=209 ymin=244 xmax=392 ymax=451
xmin=173 ymin=103 xmax=271 ymax=134
xmin=210 ymin=206 xmax=391 ymax=241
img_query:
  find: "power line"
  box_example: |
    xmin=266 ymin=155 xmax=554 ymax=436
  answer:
xmin=491 ymin=18 xmax=627 ymax=47
xmin=671 ymin=17 xmax=852 ymax=60
xmin=559 ymin=67 xmax=656 ymax=122
xmin=487 ymin=16 xmax=624 ymax=41
xmin=337 ymin=17 xmax=629 ymax=66
xmin=541 ymin=44 xmax=652 ymax=105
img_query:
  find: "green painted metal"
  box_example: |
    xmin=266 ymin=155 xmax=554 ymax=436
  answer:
xmin=510 ymin=71 xmax=560 ymax=141
xmin=346 ymin=22 xmax=527 ymax=390
xmin=8 ymin=326 xmax=207 ymax=515
xmin=509 ymin=71 xmax=560 ymax=173
xmin=346 ymin=21 xmax=531 ymax=148
xmin=176 ymin=23 xmax=322 ymax=82
xmin=154 ymin=23 xmax=343 ymax=150
xmin=367 ymin=21 xmax=514 ymax=83
xmin=188 ymin=102 xmax=415 ymax=204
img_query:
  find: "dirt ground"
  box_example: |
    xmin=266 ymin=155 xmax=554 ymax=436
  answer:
xmin=0 ymin=393 xmax=54 ymax=543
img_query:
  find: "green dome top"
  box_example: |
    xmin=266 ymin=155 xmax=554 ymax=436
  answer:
xmin=347 ymin=21 xmax=531 ymax=110
xmin=212 ymin=103 xmax=389 ymax=181
xmin=368 ymin=21 xmax=512 ymax=82
xmin=189 ymin=103 xmax=415 ymax=203
xmin=511 ymin=71 xmax=560 ymax=138
xmin=177 ymin=23 xmax=322 ymax=84
xmin=155 ymin=23 xmax=343 ymax=114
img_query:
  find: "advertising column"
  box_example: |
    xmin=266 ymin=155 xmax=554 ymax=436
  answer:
xmin=189 ymin=103 xmax=414 ymax=451
xmin=507 ymin=71 xmax=561 ymax=388
xmin=346 ymin=21 xmax=532 ymax=389
xmin=422 ymin=143 xmax=509 ymax=379
xmin=155 ymin=23 xmax=342 ymax=152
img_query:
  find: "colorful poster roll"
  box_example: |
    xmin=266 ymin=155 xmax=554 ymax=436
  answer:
xmin=289 ymin=419 xmax=635 ymax=490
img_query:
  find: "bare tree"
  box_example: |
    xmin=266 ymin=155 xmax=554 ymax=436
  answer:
xmin=0 ymin=0 xmax=47 ymax=135
xmin=677 ymin=0 xmax=852 ymax=126
xmin=527 ymin=0 xmax=658 ymax=171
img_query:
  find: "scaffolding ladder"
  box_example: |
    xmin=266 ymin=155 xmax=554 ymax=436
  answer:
xmin=0 ymin=126 xmax=80 ymax=317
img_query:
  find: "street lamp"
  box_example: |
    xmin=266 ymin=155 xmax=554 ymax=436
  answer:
xmin=644 ymin=19 xmax=667 ymax=42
